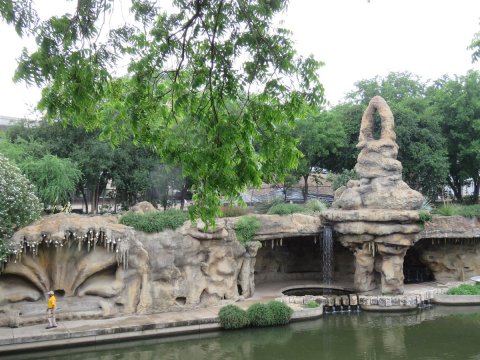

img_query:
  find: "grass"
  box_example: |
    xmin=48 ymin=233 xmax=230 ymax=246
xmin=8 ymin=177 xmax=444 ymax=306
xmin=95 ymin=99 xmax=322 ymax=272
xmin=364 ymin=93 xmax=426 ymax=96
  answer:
xmin=447 ymin=283 xmax=480 ymax=295
xmin=254 ymin=197 xmax=284 ymax=214
xmin=119 ymin=210 xmax=189 ymax=233
xmin=304 ymin=300 xmax=320 ymax=308
xmin=219 ymin=205 xmax=250 ymax=218
xmin=267 ymin=203 xmax=305 ymax=215
xmin=434 ymin=204 xmax=480 ymax=218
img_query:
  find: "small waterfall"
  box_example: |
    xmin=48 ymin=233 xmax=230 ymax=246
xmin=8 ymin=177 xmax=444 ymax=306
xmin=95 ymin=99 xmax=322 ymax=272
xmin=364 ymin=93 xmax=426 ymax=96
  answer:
xmin=322 ymin=225 xmax=334 ymax=286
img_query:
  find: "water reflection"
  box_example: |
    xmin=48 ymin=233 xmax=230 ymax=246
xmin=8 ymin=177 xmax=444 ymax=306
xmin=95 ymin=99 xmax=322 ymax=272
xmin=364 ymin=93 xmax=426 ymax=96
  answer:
xmin=5 ymin=306 xmax=480 ymax=360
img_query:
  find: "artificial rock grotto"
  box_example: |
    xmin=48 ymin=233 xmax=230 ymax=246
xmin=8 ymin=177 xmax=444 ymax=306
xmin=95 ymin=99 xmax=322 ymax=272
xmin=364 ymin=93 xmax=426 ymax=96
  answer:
xmin=1 ymin=96 xmax=480 ymax=327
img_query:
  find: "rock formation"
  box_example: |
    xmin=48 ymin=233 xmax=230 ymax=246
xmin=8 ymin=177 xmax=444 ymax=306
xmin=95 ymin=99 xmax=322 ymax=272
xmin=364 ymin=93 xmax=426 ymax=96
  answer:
xmin=0 ymin=212 xmax=320 ymax=327
xmin=323 ymin=96 xmax=424 ymax=295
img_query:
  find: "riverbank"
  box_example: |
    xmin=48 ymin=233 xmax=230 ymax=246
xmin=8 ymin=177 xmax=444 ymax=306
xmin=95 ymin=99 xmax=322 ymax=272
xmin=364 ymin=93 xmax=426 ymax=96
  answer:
xmin=0 ymin=300 xmax=322 ymax=355
xmin=0 ymin=280 xmax=468 ymax=355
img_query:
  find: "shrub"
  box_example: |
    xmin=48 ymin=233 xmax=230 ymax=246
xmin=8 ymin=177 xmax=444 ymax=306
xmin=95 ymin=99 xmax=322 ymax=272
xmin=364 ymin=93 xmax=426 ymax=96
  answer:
xmin=253 ymin=197 xmax=284 ymax=214
xmin=235 ymin=216 xmax=261 ymax=244
xmin=304 ymin=199 xmax=327 ymax=214
xmin=246 ymin=303 xmax=274 ymax=327
xmin=418 ymin=210 xmax=432 ymax=223
xmin=268 ymin=301 xmax=294 ymax=325
xmin=0 ymin=154 xmax=42 ymax=262
xmin=218 ymin=305 xmax=249 ymax=329
xmin=119 ymin=210 xmax=189 ymax=233
xmin=447 ymin=284 xmax=480 ymax=295
xmin=220 ymin=205 xmax=250 ymax=218
xmin=267 ymin=203 xmax=304 ymax=215
xmin=304 ymin=300 xmax=320 ymax=308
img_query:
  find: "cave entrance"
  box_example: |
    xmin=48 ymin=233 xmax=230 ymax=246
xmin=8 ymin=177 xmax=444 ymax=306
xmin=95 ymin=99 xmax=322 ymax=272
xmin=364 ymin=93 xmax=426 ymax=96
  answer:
xmin=254 ymin=236 xmax=354 ymax=286
xmin=403 ymin=246 xmax=434 ymax=284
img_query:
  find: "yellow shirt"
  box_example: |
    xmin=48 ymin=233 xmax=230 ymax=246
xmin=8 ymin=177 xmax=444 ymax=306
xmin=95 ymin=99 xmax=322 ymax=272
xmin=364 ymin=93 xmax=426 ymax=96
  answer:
xmin=47 ymin=295 xmax=56 ymax=309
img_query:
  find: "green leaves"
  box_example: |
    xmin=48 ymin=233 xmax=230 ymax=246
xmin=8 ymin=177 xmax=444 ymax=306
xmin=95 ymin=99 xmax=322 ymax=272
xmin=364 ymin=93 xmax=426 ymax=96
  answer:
xmin=1 ymin=0 xmax=325 ymax=226
xmin=0 ymin=153 xmax=42 ymax=262
xmin=21 ymin=155 xmax=81 ymax=208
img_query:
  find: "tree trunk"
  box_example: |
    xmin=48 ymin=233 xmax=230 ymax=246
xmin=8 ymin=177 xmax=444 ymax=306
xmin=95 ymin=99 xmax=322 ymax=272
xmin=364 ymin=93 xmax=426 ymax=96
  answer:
xmin=81 ymin=188 xmax=89 ymax=214
xmin=180 ymin=184 xmax=187 ymax=210
xmin=447 ymin=177 xmax=462 ymax=201
xmin=473 ymin=176 xmax=479 ymax=203
xmin=90 ymin=185 xmax=98 ymax=214
xmin=303 ymin=174 xmax=309 ymax=203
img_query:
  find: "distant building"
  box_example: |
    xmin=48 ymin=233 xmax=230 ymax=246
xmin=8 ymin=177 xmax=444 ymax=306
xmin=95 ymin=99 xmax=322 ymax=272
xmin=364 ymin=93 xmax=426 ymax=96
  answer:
xmin=0 ymin=115 xmax=27 ymax=130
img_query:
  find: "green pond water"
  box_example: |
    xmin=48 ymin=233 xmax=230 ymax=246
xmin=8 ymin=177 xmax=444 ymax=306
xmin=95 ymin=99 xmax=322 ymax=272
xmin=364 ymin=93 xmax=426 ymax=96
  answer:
xmin=6 ymin=306 xmax=480 ymax=360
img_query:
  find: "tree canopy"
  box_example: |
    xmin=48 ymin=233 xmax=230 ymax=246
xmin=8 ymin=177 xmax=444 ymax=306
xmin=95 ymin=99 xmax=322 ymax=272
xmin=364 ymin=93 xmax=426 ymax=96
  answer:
xmin=0 ymin=0 xmax=325 ymax=225
xmin=429 ymin=71 xmax=480 ymax=201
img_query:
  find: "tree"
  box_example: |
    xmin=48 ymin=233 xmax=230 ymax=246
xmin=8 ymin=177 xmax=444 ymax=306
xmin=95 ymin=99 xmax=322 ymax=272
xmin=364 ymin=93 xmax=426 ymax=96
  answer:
xmin=21 ymin=155 xmax=81 ymax=210
xmin=1 ymin=0 xmax=325 ymax=225
xmin=293 ymin=111 xmax=346 ymax=201
xmin=0 ymin=130 xmax=82 ymax=209
xmin=5 ymin=119 xmax=161 ymax=213
xmin=429 ymin=71 xmax=480 ymax=202
xmin=0 ymin=153 xmax=42 ymax=263
xmin=146 ymin=165 xmax=184 ymax=210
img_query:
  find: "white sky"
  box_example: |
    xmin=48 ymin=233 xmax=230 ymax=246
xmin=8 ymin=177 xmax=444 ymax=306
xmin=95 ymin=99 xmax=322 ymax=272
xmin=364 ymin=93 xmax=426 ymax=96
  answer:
xmin=1 ymin=0 xmax=480 ymax=118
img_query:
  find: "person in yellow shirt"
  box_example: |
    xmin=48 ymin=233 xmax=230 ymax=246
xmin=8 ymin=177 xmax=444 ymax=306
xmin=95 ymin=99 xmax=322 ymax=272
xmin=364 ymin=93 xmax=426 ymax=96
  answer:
xmin=46 ymin=290 xmax=58 ymax=329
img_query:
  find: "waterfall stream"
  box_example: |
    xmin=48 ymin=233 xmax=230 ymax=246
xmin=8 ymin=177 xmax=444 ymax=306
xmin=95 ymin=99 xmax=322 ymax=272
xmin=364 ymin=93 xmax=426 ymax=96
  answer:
xmin=322 ymin=225 xmax=334 ymax=285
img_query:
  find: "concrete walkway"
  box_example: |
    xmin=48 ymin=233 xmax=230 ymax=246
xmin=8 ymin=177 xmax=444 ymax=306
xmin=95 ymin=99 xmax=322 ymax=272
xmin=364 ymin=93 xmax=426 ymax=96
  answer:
xmin=0 ymin=285 xmax=322 ymax=355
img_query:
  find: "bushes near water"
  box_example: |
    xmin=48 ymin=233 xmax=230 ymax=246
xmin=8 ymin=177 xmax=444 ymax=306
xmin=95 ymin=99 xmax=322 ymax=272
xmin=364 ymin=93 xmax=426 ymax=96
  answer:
xmin=246 ymin=303 xmax=274 ymax=327
xmin=119 ymin=210 xmax=189 ymax=233
xmin=218 ymin=305 xmax=250 ymax=329
xmin=267 ymin=300 xmax=294 ymax=325
xmin=218 ymin=301 xmax=294 ymax=330
xmin=447 ymin=283 xmax=480 ymax=295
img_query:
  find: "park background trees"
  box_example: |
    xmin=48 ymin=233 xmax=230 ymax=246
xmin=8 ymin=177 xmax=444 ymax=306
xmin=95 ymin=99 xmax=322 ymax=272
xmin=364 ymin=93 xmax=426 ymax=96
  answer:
xmin=1 ymin=1 xmax=480 ymax=221
xmin=0 ymin=0 xmax=325 ymax=225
